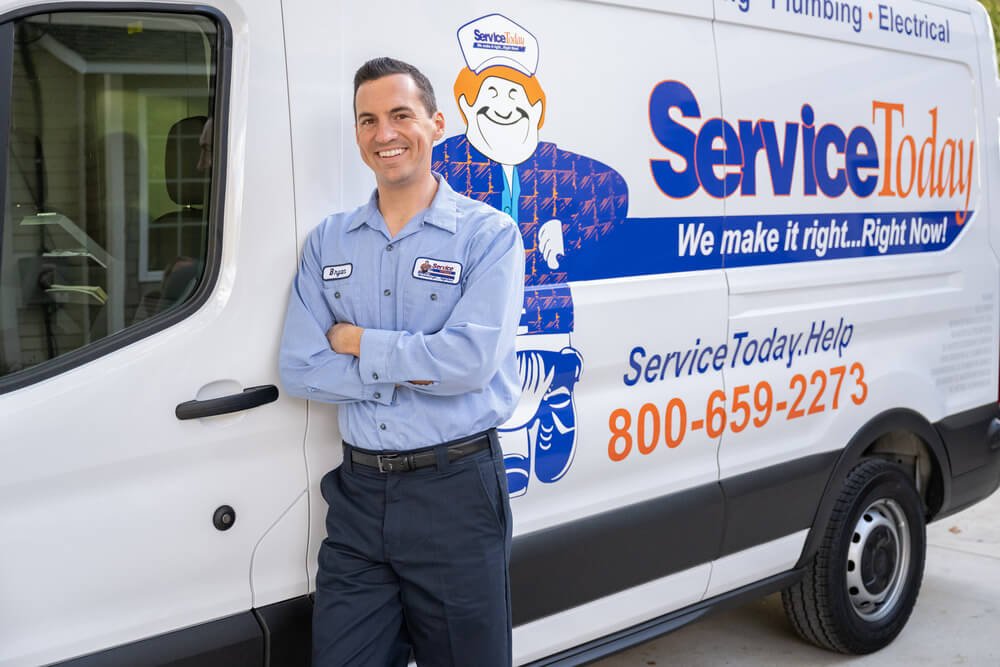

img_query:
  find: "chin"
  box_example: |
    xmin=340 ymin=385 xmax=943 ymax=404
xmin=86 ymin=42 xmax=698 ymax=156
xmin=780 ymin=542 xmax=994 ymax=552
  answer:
xmin=375 ymin=169 xmax=414 ymax=189
xmin=470 ymin=127 xmax=539 ymax=166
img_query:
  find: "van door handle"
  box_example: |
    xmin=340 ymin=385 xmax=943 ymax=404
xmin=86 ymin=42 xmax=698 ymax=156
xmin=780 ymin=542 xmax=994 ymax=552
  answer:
xmin=175 ymin=385 xmax=279 ymax=420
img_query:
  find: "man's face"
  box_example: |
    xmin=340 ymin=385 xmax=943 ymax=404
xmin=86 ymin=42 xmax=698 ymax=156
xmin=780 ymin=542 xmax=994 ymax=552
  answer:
xmin=460 ymin=76 xmax=543 ymax=166
xmin=355 ymin=73 xmax=445 ymax=190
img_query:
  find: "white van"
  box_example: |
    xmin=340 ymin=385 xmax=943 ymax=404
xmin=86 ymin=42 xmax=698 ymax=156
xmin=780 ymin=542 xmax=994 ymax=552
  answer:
xmin=1 ymin=0 xmax=998 ymax=665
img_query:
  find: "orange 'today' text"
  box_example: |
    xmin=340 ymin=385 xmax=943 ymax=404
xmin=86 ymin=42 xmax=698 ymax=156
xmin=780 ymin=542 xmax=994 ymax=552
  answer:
xmin=872 ymin=101 xmax=975 ymax=225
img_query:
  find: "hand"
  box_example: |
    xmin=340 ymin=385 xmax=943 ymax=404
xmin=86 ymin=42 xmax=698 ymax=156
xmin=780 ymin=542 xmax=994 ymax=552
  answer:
xmin=539 ymin=219 xmax=565 ymax=270
xmin=327 ymin=322 xmax=363 ymax=357
xmin=505 ymin=351 xmax=555 ymax=429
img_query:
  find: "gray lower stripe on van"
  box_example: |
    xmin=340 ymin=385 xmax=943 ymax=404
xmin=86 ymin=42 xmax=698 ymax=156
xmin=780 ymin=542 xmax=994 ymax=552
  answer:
xmin=718 ymin=450 xmax=841 ymax=556
xmin=50 ymin=596 xmax=312 ymax=667
xmin=55 ymin=611 xmax=263 ymax=666
xmin=511 ymin=482 xmax=724 ymax=626
xmin=510 ymin=450 xmax=839 ymax=625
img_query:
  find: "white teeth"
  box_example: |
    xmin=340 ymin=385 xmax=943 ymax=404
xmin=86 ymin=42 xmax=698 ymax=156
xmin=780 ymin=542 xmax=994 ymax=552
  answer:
xmin=378 ymin=148 xmax=405 ymax=158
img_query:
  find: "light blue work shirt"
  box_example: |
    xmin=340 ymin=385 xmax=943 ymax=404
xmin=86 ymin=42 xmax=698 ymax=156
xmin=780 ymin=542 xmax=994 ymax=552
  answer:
xmin=279 ymin=175 xmax=525 ymax=452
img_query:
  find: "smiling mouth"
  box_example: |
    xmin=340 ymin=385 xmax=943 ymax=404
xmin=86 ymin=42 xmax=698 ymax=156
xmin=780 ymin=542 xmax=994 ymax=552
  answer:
xmin=377 ymin=147 xmax=407 ymax=158
xmin=477 ymin=107 xmax=529 ymax=126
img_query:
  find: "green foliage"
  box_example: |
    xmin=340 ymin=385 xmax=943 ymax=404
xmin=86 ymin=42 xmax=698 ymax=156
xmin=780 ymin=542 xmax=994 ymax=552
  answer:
xmin=982 ymin=0 xmax=1000 ymax=68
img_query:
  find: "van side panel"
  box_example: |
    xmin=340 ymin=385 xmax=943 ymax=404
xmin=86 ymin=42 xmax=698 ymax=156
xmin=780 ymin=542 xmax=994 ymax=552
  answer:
xmin=712 ymin=0 xmax=998 ymax=593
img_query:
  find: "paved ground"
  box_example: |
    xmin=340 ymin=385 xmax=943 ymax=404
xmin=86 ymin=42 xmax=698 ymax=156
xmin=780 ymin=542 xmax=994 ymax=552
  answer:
xmin=594 ymin=487 xmax=1000 ymax=666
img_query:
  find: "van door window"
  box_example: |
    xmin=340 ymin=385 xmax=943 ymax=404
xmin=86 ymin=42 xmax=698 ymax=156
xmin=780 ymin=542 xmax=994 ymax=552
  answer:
xmin=0 ymin=11 xmax=219 ymax=384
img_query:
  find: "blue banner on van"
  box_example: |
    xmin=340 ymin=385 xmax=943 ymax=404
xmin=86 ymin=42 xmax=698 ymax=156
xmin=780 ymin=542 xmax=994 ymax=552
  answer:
xmin=559 ymin=209 xmax=970 ymax=279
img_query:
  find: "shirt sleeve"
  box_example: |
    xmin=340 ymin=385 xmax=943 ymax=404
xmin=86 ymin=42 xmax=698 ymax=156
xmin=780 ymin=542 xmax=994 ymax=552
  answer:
xmin=358 ymin=217 xmax=525 ymax=396
xmin=279 ymin=226 xmax=395 ymax=405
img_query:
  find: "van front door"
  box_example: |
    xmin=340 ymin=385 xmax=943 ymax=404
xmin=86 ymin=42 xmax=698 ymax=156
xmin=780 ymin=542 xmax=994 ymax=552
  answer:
xmin=0 ymin=4 xmax=307 ymax=665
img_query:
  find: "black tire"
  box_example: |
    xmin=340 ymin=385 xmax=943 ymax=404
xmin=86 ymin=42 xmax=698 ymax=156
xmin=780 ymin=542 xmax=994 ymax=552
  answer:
xmin=781 ymin=458 xmax=926 ymax=654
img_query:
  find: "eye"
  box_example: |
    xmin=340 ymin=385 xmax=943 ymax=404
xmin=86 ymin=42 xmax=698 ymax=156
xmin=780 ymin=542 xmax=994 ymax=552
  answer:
xmin=508 ymin=88 xmax=517 ymax=100
xmin=488 ymin=86 xmax=498 ymax=98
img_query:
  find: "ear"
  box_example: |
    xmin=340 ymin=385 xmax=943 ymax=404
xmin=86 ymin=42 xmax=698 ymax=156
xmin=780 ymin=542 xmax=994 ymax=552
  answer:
xmin=433 ymin=110 xmax=446 ymax=140
xmin=531 ymin=99 xmax=544 ymax=129
xmin=458 ymin=94 xmax=473 ymax=124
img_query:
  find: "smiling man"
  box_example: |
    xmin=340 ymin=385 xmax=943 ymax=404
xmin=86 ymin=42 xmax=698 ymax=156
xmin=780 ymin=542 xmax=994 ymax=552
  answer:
xmin=433 ymin=14 xmax=629 ymax=498
xmin=279 ymin=57 xmax=524 ymax=667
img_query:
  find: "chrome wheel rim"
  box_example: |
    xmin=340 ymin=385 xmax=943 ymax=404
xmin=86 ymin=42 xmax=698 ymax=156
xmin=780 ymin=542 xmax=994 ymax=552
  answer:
xmin=845 ymin=498 xmax=911 ymax=621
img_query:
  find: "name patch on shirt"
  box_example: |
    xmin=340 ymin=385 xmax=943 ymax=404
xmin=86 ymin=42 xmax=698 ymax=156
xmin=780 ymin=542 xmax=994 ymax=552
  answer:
xmin=412 ymin=258 xmax=463 ymax=285
xmin=322 ymin=263 xmax=353 ymax=281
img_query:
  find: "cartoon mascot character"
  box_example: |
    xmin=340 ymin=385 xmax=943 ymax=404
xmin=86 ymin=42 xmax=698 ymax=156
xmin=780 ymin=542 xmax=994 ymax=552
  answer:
xmin=433 ymin=14 xmax=629 ymax=496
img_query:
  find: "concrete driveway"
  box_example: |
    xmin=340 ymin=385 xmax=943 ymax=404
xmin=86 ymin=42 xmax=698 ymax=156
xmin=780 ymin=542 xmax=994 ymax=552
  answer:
xmin=594 ymin=487 xmax=1000 ymax=666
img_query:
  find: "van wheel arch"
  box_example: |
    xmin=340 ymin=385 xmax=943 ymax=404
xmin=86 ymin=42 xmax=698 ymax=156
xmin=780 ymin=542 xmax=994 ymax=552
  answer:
xmin=795 ymin=408 xmax=950 ymax=570
xmin=783 ymin=458 xmax=927 ymax=653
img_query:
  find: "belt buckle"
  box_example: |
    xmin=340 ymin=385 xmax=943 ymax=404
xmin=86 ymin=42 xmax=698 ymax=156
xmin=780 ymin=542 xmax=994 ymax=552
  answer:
xmin=377 ymin=453 xmax=406 ymax=473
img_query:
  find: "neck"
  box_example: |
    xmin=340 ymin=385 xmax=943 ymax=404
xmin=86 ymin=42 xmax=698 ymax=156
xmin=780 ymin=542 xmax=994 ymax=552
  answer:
xmin=376 ymin=172 xmax=439 ymax=237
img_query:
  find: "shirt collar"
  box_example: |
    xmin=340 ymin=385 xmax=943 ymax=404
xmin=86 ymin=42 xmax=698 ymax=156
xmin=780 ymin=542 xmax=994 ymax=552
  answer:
xmin=347 ymin=172 xmax=458 ymax=235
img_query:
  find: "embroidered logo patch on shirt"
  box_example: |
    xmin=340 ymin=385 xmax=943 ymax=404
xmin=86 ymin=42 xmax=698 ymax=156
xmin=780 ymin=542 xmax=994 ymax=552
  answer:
xmin=322 ymin=263 xmax=353 ymax=281
xmin=412 ymin=258 xmax=463 ymax=285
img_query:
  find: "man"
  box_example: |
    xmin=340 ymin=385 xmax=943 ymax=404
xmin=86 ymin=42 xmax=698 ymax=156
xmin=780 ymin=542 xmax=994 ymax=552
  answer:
xmin=432 ymin=14 xmax=629 ymax=496
xmin=279 ymin=57 xmax=524 ymax=667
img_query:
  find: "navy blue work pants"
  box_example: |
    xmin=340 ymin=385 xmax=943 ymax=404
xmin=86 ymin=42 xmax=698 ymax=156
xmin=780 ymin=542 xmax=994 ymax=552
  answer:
xmin=313 ymin=431 xmax=513 ymax=667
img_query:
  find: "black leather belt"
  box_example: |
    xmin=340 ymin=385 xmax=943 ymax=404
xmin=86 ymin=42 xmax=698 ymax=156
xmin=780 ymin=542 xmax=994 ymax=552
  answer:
xmin=346 ymin=432 xmax=492 ymax=473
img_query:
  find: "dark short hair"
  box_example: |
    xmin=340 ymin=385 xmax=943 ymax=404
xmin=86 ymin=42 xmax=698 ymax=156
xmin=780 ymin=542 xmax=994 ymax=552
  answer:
xmin=353 ymin=57 xmax=438 ymax=117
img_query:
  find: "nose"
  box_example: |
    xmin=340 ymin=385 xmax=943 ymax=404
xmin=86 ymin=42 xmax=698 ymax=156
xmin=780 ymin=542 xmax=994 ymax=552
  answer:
xmin=494 ymin=97 xmax=514 ymax=114
xmin=374 ymin=120 xmax=398 ymax=144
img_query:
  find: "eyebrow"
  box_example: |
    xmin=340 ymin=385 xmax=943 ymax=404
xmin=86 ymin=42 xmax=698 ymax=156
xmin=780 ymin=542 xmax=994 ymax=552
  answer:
xmin=356 ymin=106 xmax=417 ymax=121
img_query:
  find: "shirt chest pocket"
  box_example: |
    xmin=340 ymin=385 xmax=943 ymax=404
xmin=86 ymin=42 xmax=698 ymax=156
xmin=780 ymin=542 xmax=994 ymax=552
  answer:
xmin=323 ymin=276 xmax=364 ymax=325
xmin=403 ymin=279 xmax=463 ymax=333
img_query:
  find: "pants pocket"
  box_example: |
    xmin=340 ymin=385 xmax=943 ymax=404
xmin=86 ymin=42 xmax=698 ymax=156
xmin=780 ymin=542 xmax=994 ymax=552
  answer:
xmin=320 ymin=467 xmax=339 ymax=506
xmin=476 ymin=459 xmax=505 ymax=535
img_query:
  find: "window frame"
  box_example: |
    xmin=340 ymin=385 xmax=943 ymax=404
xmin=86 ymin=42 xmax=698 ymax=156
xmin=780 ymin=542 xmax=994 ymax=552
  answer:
xmin=0 ymin=22 xmax=12 ymax=264
xmin=0 ymin=2 xmax=232 ymax=395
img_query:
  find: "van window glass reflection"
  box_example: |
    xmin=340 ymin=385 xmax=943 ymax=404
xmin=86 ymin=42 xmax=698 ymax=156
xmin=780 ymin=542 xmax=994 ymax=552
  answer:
xmin=0 ymin=12 xmax=218 ymax=380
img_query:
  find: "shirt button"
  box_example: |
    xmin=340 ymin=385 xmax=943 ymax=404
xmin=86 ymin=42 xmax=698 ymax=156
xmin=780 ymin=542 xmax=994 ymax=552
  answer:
xmin=386 ymin=244 xmax=394 ymax=251
xmin=384 ymin=289 xmax=391 ymax=296
xmin=430 ymin=293 xmax=438 ymax=301
xmin=374 ymin=391 xmax=381 ymax=399
xmin=334 ymin=291 xmax=341 ymax=299
xmin=372 ymin=372 xmax=379 ymax=380
xmin=379 ymin=423 xmax=387 ymax=431
xmin=503 ymin=207 xmax=511 ymax=214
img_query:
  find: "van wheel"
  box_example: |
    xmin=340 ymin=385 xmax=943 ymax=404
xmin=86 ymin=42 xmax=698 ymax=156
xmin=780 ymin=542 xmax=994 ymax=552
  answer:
xmin=781 ymin=459 xmax=926 ymax=654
